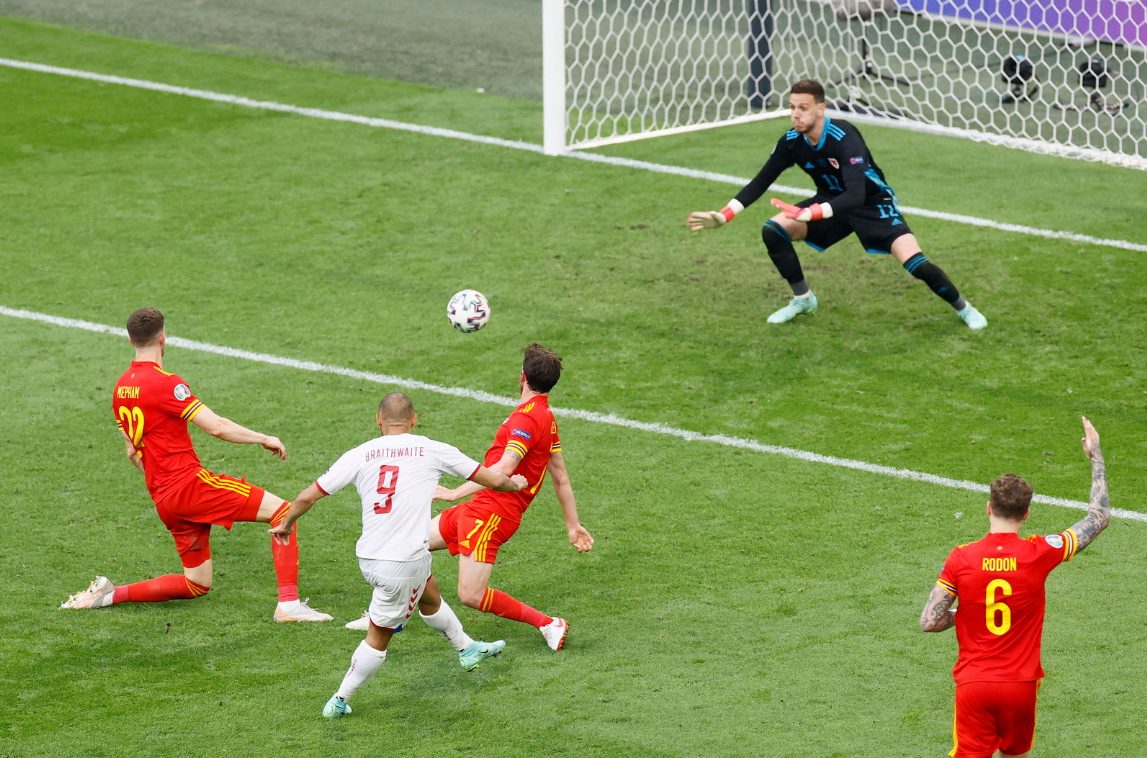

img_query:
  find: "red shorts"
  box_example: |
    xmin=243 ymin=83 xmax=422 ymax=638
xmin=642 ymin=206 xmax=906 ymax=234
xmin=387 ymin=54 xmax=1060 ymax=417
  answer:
xmin=155 ymin=469 xmax=265 ymax=568
xmin=438 ymin=503 xmax=520 ymax=564
xmin=951 ymin=680 xmax=1041 ymax=758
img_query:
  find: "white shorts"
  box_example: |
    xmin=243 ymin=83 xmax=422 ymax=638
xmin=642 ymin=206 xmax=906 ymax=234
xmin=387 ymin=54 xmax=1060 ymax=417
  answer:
xmin=358 ymin=552 xmax=432 ymax=631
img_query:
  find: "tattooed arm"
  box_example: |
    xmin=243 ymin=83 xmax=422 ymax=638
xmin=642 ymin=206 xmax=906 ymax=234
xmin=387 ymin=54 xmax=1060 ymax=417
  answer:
xmin=920 ymin=584 xmax=956 ymax=632
xmin=1068 ymin=416 xmax=1110 ymax=553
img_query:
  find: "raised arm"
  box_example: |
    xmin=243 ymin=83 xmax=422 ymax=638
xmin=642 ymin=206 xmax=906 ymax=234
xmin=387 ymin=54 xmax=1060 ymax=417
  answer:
xmin=1068 ymin=416 xmax=1110 ymax=553
xmin=919 ymin=584 xmax=956 ymax=632
xmin=435 ymin=448 xmax=521 ymax=502
xmin=190 ymin=405 xmax=286 ymax=460
xmin=548 ymin=451 xmax=593 ymax=552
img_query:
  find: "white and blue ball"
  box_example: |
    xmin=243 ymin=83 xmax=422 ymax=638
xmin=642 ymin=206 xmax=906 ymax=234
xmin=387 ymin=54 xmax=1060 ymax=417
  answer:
xmin=446 ymin=289 xmax=490 ymax=333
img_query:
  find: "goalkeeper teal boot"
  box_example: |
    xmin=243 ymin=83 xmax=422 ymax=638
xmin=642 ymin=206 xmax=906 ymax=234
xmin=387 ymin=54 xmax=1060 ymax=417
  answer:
xmin=957 ymin=303 xmax=987 ymax=330
xmin=767 ymin=292 xmax=818 ymax=324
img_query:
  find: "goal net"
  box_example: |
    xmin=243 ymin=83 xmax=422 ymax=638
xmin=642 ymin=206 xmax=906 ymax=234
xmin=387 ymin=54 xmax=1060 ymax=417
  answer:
xmin=544 ymin=0 xmax=1147 ymax=170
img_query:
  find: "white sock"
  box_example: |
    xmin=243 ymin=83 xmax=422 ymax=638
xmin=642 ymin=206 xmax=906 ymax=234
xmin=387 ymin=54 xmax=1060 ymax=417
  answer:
xmin=335 ymin=641 xmax=387 ymax=701
xmin=420 ymin=602 xmax=474 ymax=652
xmin=276 ymin=599 xmax=300 ymax=611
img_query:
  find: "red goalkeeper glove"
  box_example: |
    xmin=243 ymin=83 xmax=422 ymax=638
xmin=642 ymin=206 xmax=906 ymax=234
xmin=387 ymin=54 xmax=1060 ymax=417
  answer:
xmin=770 ymin=198 xmax=833 ymax=222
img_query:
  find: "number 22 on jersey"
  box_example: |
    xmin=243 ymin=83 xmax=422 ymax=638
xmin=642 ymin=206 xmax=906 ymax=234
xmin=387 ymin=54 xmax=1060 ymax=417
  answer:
xmin=118 ymin=406 xmax=145 ymax=446
xmin=373 ymin=465 xmax=399 ymax=514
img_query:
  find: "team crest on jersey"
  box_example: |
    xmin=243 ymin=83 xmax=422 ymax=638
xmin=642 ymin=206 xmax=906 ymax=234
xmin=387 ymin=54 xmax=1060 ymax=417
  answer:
xmin=1045 ymin=534 xmax=1064 ymax=549
xmin=174 ymin=383 xmax=192 ymax=401
xmin=828 ymin=158 xmax=839 ymax=169
xmin=511 ymin=428 xmax=532 ymax=440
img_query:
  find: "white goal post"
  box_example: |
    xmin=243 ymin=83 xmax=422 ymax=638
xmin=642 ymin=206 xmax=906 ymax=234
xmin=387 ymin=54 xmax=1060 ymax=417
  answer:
xmin=542 ymin=0 xmax=1147 ymax=170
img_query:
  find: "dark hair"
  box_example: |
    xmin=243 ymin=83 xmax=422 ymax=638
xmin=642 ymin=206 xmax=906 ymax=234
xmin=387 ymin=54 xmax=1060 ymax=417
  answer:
xmin=127 ymin=307 xmax=165 ymax=346
xmin=990 ymin=473 xmax=1033 ymax=520
xmin=378 ymin=392 xmax=415 ymax=424
xmin=522 ymin=343 xmax=562 ymax=393
xmin=790 ymin=79 xmax=826 ymax=104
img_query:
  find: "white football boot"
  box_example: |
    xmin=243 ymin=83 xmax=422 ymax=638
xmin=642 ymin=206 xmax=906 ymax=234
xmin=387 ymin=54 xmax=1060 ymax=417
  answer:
xmin=539 ymin=617 xmax=569 ymax=651
xmin=60 ymin=576 xmax=115 ymax=609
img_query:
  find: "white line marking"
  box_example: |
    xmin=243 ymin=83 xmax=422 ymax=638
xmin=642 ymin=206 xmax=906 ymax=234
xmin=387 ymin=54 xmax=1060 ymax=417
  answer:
xmin=2 ymin=57 xmax=1144 ymax=254
xmin=4 ymin=305 xmax=1141 ymax=523
xmin=560 ymin=154 xmax=1147 ymax=253
xmin=0 ymin=58 xmax=544 ymax=154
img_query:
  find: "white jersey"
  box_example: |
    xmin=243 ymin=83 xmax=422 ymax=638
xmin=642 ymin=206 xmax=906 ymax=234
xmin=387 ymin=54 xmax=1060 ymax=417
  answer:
xmin=315 ymin=432 xmax=480 ymax=561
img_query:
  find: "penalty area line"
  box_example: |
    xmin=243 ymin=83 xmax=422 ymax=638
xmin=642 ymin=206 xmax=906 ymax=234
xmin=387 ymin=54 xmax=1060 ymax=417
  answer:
xmin=1 ymin=56 xmax=1144 ymax=255
xmin=3 ymin=305 xmax=1142 ymax=523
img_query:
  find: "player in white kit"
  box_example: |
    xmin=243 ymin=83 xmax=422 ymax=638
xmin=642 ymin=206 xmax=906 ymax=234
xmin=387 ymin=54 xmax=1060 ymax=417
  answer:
xmin=269 ymin=392 xmax=527 ymax=718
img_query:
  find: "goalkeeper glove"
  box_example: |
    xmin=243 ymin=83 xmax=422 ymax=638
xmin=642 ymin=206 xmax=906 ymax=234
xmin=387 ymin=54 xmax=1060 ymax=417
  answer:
xmin=770 ymin=198 xmax=833 ymax=222
xmin=687 ymin=199 xmax=744 ymax=230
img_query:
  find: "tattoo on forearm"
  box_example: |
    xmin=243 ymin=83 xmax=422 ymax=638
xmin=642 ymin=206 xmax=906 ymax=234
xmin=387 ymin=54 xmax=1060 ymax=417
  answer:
xmin=1072 ymin=459 xmax=1110 ymax=551
xmin=920 ymin=585 xmax=956 ymax=632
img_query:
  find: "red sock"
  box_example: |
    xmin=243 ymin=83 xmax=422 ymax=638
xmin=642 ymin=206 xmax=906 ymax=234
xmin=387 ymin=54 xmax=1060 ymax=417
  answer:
xmin=480 ymin=588 xmax=552 ymax=628
xmin=112 ymin=575 xmax=210 ymax=603
xmin=271 ymin=522 xmax=300 ymax=602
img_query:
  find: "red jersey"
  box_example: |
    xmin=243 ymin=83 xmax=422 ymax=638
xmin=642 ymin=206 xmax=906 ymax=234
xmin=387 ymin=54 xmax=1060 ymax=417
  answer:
xmin=113 ymin=361 xmax=206 ymax=503
xmin=937 ymin=529 xmax=1079 ymax=684
xmin=469 ymin=395 xmax=561 ymax=523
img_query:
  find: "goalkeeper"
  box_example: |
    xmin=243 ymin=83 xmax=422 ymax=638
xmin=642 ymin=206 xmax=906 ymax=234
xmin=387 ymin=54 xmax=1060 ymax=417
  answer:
xmin=688 ymin=79 xmax=987 ymax=330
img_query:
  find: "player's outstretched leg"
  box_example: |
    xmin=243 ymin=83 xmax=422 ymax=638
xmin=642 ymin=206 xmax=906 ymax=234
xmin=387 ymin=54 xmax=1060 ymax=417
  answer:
xmin=899 ymin=247 xmax=987 ymax=330
xmin=61 ymin=574 xmax=212 ymax=608
xmin=762 ymin=221 xmax=817 ymax=324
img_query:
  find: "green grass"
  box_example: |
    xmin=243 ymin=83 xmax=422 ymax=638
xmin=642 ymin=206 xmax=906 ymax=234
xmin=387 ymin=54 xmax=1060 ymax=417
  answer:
xmin=1 ymin=16 xmax=1146 ymax=758
xmin=0 ymin=0 xmax=545 ymax=99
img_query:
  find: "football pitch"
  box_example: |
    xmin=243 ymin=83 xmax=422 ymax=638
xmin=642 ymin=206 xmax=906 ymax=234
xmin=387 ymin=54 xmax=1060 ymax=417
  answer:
xmin=2 ymin=13 xmax=1146 ymax=758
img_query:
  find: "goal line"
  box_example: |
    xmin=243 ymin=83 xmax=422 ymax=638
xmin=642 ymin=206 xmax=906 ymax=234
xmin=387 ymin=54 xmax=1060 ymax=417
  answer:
xmin=1 ymin=56 xmax=1144 ymax=254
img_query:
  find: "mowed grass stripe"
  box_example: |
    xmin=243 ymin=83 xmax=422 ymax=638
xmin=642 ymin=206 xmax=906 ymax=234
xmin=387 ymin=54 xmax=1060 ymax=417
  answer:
xmin=2 ymin=56 xmax=1144 ymax=254
xmin=3 ymin=304 xmax=1137 ymax=522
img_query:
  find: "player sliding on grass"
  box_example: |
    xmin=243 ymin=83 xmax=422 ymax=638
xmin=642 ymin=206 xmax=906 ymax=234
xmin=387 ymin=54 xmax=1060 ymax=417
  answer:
xmin=428 ymin=343 xmax=594 ymax=651
xmin=61 ymin=307 xmax=331 ymax=622
xmin=920 ymin=417 xmax=1110 ymax=758
xmin=270 ymin=392 xmax=527 ymax=718
xmin=688 ymin=78 xmax=987 ymax=330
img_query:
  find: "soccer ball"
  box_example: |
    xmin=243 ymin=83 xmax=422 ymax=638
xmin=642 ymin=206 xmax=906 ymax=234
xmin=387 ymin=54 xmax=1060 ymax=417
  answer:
xmin=446 ymin=289 xmax=490 ymax=333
